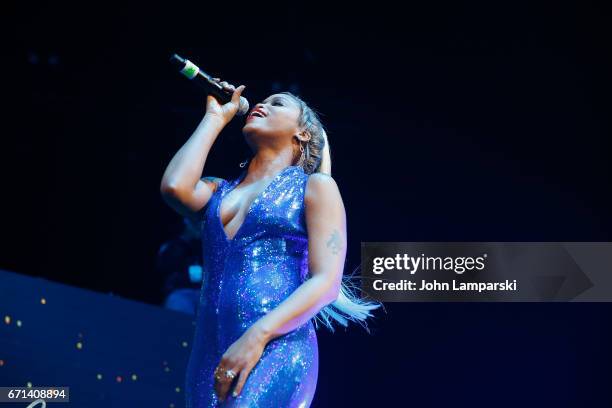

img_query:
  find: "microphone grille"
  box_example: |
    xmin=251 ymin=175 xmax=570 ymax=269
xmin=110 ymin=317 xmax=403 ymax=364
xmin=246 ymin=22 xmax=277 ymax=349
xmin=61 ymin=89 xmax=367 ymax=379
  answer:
xmin=237 ymin=97 xmax=250 ymax=116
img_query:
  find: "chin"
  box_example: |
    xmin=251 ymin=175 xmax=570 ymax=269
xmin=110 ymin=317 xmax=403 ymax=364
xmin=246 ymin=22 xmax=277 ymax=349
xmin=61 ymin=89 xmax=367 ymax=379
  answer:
xmin=242 ymin=122 xmax=266 ymax=137
xmin=242 ymin=121 xmax=258 ymax=131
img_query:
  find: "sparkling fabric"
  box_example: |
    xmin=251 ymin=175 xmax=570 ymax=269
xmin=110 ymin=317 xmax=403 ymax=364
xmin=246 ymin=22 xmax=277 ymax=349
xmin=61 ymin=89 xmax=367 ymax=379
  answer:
xmin=185 ymin=165 xmax=319 ymax=408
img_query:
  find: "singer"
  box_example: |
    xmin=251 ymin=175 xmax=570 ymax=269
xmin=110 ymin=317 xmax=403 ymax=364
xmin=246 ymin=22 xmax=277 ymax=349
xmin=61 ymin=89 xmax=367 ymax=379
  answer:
xmin=160 ymin=79 xmax=380 ymax=407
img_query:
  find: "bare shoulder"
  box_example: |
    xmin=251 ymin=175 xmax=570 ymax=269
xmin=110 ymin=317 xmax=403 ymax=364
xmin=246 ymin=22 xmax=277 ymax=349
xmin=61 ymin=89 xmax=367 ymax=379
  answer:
xmin=200 ymin=176 xmax=226 ymax=193
xmin=304 ymin=172 xmax=342 ymax=207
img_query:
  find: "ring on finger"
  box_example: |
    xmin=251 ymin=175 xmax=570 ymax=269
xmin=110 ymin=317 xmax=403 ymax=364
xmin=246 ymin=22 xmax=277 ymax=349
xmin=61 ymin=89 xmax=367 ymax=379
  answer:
xmin=214 ymin=367 xmax=237 ymax=382
xmin=214 ymin=366 xmax=227 ymax=381
xmin=225 ymin=369 xmax=236 ymax=380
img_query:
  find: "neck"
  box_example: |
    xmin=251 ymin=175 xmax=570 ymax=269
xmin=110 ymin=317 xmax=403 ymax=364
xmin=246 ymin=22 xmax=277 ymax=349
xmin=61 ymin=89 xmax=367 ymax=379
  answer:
xmin=246 ymin=148 xmax=295 ymax=180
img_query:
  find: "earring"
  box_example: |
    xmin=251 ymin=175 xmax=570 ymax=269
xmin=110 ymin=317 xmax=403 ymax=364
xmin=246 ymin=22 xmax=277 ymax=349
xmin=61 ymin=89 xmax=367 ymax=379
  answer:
xmin=298 ymin=142 xmax=305 ymax=166
xmin=239 ymin=158 xmax=249 ymax=168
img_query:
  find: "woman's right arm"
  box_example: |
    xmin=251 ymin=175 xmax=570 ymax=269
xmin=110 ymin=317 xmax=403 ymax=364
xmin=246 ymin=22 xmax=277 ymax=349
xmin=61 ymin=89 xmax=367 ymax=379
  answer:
xmin=160 ymin=81 xmax=246 ymax=219
xmin=160 ymin=114 xmax=225 ymax=218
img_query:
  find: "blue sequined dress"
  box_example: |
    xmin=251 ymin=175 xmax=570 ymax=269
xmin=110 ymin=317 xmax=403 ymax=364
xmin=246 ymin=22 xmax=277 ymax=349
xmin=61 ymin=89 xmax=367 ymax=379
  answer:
xmin=185 ymin=165 xmax=319 ymax=407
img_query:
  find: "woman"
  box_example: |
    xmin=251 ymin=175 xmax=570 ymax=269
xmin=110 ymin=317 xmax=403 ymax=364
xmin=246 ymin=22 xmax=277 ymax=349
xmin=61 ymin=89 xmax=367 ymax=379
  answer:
xmin=160 ymin=79 xmax=380 ymax=407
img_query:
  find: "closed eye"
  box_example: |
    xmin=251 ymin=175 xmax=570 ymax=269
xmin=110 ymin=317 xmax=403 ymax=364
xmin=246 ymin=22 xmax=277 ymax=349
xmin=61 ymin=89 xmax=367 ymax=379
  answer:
xmin=262 ymin=96 xmax=288 ymax=106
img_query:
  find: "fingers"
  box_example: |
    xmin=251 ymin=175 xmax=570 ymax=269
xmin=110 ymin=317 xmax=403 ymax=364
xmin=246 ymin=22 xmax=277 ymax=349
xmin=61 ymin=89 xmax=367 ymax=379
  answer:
xmin=217 ymin=375 xmax=233 ymax=402
xmin=231 ymin=85 xmax=246 ymax=105
xmin=221 ymin=82 xmax=235 ymax=93
xmin=210 ymin=78 xmax=245 ymax=115
xmin=213 ymin=77 xmax=239 ymax=93
xmin=231 ymin=363 xmax=254 ymax=398
xmin=214 ymin=364 xmax=240 ymax=403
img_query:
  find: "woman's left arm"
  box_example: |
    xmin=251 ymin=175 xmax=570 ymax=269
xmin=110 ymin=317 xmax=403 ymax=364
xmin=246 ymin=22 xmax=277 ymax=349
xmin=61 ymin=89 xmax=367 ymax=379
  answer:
xmin=216 ymin=173 xmax=345 ymax=401
xmin=255 ymin=172 xmax=346 ymax=338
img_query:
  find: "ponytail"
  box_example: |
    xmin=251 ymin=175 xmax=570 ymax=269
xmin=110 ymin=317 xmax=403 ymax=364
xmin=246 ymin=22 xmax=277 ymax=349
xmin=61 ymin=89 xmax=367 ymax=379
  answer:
xmin=284 ymin=91 xmax=383 ymax=332
xmin=317 ymin=129 xmax=332 ymax=176
xmin=313 ymin=129 xmax=382 ymax=333
xmin=313 ymin=269 xmax=383 ymax=333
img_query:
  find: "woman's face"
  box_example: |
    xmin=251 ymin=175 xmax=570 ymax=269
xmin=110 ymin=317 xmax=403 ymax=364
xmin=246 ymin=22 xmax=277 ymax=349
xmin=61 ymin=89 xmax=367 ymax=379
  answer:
xmin=242 ymin=94 xmax=301 ymax=142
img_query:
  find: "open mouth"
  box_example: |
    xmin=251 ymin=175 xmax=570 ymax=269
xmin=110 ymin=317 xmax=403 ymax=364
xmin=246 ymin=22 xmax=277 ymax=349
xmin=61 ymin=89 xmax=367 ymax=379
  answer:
xmin=248 ymin=108 xmax=267 ymax=119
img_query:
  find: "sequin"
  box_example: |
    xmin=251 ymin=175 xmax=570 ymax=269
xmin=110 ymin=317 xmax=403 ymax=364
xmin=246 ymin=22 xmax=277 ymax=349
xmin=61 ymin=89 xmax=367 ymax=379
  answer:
xmin=185 ymin=165 xmax=318 ymax=407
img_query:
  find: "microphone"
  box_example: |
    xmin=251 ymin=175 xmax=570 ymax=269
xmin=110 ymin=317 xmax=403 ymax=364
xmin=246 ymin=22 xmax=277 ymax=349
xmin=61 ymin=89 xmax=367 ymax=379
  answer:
xmin=170 ymin=53 xmax=250 ymax=116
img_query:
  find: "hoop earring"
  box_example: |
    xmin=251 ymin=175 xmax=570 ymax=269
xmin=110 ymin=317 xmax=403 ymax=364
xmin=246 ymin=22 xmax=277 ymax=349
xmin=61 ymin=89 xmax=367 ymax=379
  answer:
xmin=298 ymin=143 xmax=305 ymax=166
xmin=239 ymin=158 xmax=249 ymax=168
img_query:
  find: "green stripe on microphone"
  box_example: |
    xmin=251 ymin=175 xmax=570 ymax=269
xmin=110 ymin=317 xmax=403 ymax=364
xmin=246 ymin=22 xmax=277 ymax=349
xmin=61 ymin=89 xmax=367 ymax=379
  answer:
xmin=180 ymin=60 xmax=199 ymax=79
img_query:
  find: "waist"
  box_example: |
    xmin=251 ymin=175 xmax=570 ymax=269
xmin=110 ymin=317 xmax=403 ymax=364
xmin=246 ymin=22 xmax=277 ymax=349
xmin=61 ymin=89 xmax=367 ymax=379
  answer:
xmin=223 ymin=237 xmax=307 ymax=277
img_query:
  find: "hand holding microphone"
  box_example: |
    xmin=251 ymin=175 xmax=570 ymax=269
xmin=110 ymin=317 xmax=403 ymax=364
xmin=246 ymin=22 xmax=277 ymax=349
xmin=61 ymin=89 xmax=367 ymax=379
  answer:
xmin=170 ymin=54 xmax=249 ymax=125
xmin=205 ymin=79 xmax=246 ymax=125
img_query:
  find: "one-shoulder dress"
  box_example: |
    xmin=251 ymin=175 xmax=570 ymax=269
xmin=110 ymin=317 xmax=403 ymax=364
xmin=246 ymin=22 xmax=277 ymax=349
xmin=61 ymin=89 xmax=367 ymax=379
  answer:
xmin=185 ymin=165 xmax=319 ymax=408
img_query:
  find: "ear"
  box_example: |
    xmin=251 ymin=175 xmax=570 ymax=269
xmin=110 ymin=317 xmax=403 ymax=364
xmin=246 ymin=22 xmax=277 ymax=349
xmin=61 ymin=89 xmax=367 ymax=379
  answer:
xmin=295 ymin=130 xmax=312 ymax=143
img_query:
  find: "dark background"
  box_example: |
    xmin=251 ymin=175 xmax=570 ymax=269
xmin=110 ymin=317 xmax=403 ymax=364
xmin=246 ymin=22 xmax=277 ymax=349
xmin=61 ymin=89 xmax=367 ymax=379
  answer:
xmin=3 ymin=1 xmax=611 ymax=407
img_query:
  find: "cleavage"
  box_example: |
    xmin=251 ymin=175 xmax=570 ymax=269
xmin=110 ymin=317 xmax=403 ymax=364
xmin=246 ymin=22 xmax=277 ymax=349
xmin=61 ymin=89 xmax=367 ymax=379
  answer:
xmin=220 ymin=180 xmax=267 ymax=237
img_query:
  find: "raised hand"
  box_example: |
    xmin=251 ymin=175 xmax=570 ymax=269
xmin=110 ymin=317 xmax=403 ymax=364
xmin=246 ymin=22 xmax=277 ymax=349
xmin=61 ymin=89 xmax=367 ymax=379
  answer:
xmin=205 ymin=77 xmax=246 ymax=126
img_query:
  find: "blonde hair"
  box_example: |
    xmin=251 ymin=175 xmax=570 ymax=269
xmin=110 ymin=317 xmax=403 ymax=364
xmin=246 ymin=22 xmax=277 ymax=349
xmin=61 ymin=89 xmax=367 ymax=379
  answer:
xmin=283 ymin=92 xmax=382 ymax=333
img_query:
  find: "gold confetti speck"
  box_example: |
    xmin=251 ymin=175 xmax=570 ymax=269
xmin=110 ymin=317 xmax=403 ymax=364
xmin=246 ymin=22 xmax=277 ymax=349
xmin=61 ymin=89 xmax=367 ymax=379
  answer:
xmin=175 ymin=386 xmax=181 ymax=393
xmin=96 ymin=374 xmax=102 ymax=380
xmin=4 ymin=316 xmax=10 ymax=324
xmin=181 ymin=341 xmax=188 ymax=347
xmin=131 ymin=374 xmax=137 ymax=381
xmin=41 ymin=298 xmax=46 ymax=304
xmin=76 ymin=342 xmax=83 ymax=350
xmin=16 ymin=320 xmax=22 ymax=327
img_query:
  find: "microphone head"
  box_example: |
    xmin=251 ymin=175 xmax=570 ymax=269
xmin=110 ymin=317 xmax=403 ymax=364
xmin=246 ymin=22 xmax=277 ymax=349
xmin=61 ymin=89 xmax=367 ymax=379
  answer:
xmin=237 ymin=96 xmax=250 ymax=116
